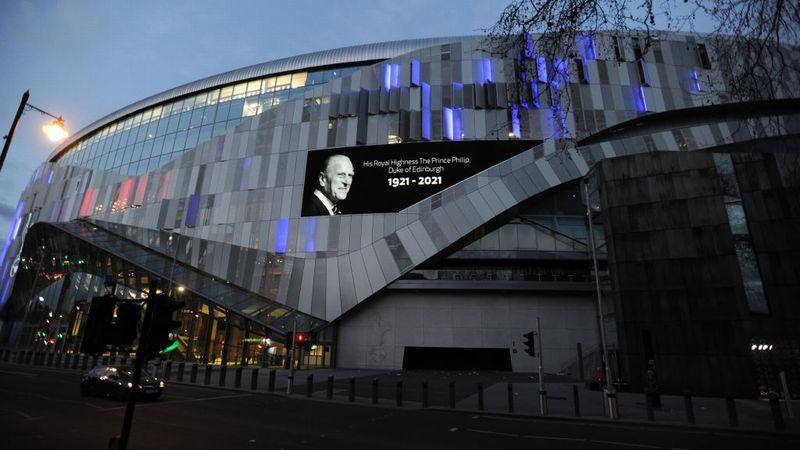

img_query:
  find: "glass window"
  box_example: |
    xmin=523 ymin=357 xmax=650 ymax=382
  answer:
xmin=141 ymin=139 xmax=155 ymax=160
xmin=198 ymin=125 xmax=213 ymax=144
xmin=177 ymin=111 xmax=191 ymax=131
xmin=228 ymin=98 xmax=245 ymax=120
xmin=275 ymin=74 xmax=291 ymax=89
xmin=291 ymin=72 xmax=307 ymax=88
xmin=219 ymin=86 xmax=234 ymax=101
xmin=163 ymin=133 xmax=176 ymax=153
xmin=201 ymin=105 xmax=216 ymax=126
xmin=232 ymin=82 xmax=248 ymax=99
xmin=155 ymin=117 xmax=169 ymax=137
xmin=246 ymin=79 xmax=262 ymax=95
xmin=135 ymin=124 xmax=148 ymax=143
xmin=189 ymin=107 xmax=203 ymax=129
xmin=216 ymin=101 xmax=231 ymax=122
xmin=185 ymin=127 xmax=200 ymax=149
xmin=141 ymin=109 xmax=152 ymax=123
xmin=263 ymin=77 xmax=277 ymax=92
xmin=242 ymin=96 xmax=259 ymax=117
xmin=726 ymin=202 xmax=749 ymax=235
xmin=207 ymin=88 xmax=220 ymax=106
xmin=174 ymin=130 xmax=188 ymax=151
xmin=167 ymin=114 xmax=180 ymax=134
xmin=734 ymin=241 xmax=769 ymax=314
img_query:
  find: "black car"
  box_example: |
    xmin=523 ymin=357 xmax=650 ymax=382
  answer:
xmin=80 ymin=366 xmax=165 ymax=400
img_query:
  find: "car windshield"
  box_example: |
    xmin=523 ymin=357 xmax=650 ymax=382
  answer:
xmin=110 ymin=368 xmax=154 ymax=380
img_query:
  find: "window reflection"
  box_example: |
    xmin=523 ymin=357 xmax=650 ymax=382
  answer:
xmin=56 ymin=64 xmax=368 ymax=174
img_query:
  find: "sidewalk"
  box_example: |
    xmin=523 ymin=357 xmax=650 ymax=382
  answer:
xmin=3 ymin=348 xmax=798 ymax=435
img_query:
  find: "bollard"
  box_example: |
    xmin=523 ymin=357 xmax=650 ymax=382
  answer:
xmin=683 ymin=390 xmax=695 ymax=425
xmin=204 ymin=364 xmax=212 ymax=385
xmin=769 ymin=392 xmax=785 ymax=431
xmin=189 ymin=363 xmax=198 ymax=383
xmin=327 ymin=376 xmax=334 ymax=400
xmin=645 ymin=392 xmax=655 ymax=421
xmin=177 ymin=362 xmax=185 ymax=382
xmin=507 ymin=383 xmax=514 ymax=413
xmin=306 ymin=374 xmax=314 ymax=398
xmin=235 ymin=367 xmax=243 ymax=388
xmin=539 ymin=390 xmax=548 ymax=416
xmin=250 ymin=368 xmax=259 ymax=390
xmin=577 ymin=343 xmax=585 ymax=381
xmin=396 ymin=381 xmax=403 ymax=407
xmin=287 ymin=376 xmax=294 ymax=395
xmin=607 ymin=390 xmax=618 ymax=419
xmin=422 ymin=381 xmax=429 ymax=408
xmin=371 ymin=378 xmax=379 ymax=404
xmin=477 ymin=382 xmax=485 ymax=411
xmin=573 ymin=385 xmax=581 ymax=417
xmin=164 ymin=361 xmax=173 ymax=381
xmin=726 ymin=397 xmax=739 ymax=427
xmin=268 ymin=369 xmax=276 ymax=392
xmin=219 ymin=365 xmax=227 ymax=387
xmin=348 ymin=378 xmax=356 ymax=402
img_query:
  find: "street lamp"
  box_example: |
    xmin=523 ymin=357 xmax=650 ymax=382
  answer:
xmin=1 ymin=90 xmax=69 ymax=174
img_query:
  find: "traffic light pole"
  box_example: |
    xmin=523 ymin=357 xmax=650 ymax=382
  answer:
xmin=286 ymin=318 xmax=297 ymax=394
xmin=537 ymin=316 xmax=546 ymax=414
xmin=116 ymin=280 xmax=157 ymax=450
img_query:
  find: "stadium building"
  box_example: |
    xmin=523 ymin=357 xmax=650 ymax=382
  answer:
xmin=1 ymin=34 xmax=798 ymax=397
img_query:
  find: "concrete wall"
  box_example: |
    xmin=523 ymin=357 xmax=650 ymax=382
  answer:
xmin=335 ymin=289 xmax=597 ymax=373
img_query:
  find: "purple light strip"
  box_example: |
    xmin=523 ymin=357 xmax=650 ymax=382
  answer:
xmin=274 ymin=218 xmax=289 ymax=253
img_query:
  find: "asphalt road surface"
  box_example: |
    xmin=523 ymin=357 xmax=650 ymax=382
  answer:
xmin=1 ymin=363 xmax=796 ymax=450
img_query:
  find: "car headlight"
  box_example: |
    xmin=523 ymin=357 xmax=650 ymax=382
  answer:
xmin=159 ymin=381 xmax=165 ymax=388
xmin=127 ymin=382 xmax=134 ymax=388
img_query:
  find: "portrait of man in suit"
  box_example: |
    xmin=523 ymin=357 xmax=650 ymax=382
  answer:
xmin=303 ymin=154 xmax=355 ymax=216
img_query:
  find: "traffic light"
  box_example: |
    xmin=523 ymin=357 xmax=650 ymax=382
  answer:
xmin=80 ymin=295 xmax=116 ymax=355
xmin=295 ymin=332 xmax=308 ymax=348
xmin=140 ymin=293 xmax=185 ymax=360
xmin=110 ymin=302 xmax=142 ymax=347
xmin=285 ymin=331 xmax=310 ymax=350
xmin=522 ymin=331 xmax=536 ymax=357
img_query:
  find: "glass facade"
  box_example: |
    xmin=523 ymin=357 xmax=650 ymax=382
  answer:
xmin=54 ymin=66 xmax=364 ymax=175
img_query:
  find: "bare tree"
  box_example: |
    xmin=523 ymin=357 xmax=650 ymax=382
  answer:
xmin=485 ymin=0 xmax=800 ymax=140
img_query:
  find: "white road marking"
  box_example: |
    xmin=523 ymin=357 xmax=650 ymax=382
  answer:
xmin=0 ymin=369 xmax=38 ymax=377
xmin=99 ymin=393 xmax=253 ymax=411
xmin=464 ymin=428 xmax=518 ymax=438
xmin=592 ymin=440 xmax=660 ymax=449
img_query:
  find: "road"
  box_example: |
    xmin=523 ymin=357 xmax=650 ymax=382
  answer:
xmin=0 ymin=363 xmax=796 ymax=450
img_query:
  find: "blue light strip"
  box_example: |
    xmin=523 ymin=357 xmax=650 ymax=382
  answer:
xmin=481 ymin=58 xmax=494 ymax=84
xmin=536 ymin=57 xmax=547 ymax=83
xmin=47 ymin=170 xmax=53 ymax=184
xmin=383 ymin=64 xmax=392 ymax=91
xmin=305 ymin=217 xmax=316 ymax=252
xmin=184 ymin=194 xmax=200 ymax=228
xmin=635 ymin=86 xmax=649 ymax=112
xmin=443 ymin=108 xmax=454 ymax=140
xmin=531 ymin=81 xmax=540 ymax=108
xmin=239 ymin=156 xmax=252 ymax=191
xmin=583 ymin=34 xmax=596 ymax=60
xmin=524 ymin=33 xmax=534 ymax=59
xmin=274 ymin=217 xmax=289 ymax=253
xmin=421 ymin=82 xmax=431 ymax=140
xmin=510 ymin=104 xmax=521 ymax=138
xmin=411 ymin=59 xmax=420 ymax=86
xmin=391 ymin=64 xmax=400 ymax=88
xmin=689 ymin=70 xmax=701 ymax=92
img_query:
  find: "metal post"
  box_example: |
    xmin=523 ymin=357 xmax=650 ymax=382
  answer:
xmin=396 ymin=381 xmax=403 ymax=407
xmin=218 ymin=365 xmax=227 ymax=386
xmin=250 ymin=368 xmax=259 ymax=390
xmin=507 ymin=383 xmax=514 ymax=413
xmin=286 ymin=319 xmax=297 ymax=394
xmin=645 ymin=392 xmax=654 ymax=421
xmin=769 ymin=392 xmax=785 ymax=431
xmin=0 ymin=91 xmax=29 ymax=174
xmin=177 ymin=362 xmax=185 ymax=382
xmin=371 ymin=378 xmax=379 ymax=404
xmin=585 ymin=182 xmax=615 ymax=419
xmin=726 ymin=397 xmax=739 ymax=427
xmin=683 ymin=390 xmax=695 ymax=425
xmin=577 ymin=343 xmax=584 ymax=381
xmin=779 ymin=371 xmax=794 ymax=418
xmin=164 ymin=361 xmax=173 ymax=380
xmin=573 ymin=385 xmax=581 ymax=417
xmin=190 ymin=363 xmax=198 ymax=383
xmin=348 ymin=378 xmax=355 ymax=402
xmin=204 ymin=364 xmax=212 ymax=385
xmin=327 ymin=376 xmax=334 ymax=400
xmin=422 ymin=380 xmax=429 ymax=408
xmin=234 ymin=366 xmax=242 ymax=388
xmin=306 ymin=374 xmax=314 ymax=398
xmin=268 ymin=369 xmax=275 ymax=391
xmin=117 ymin=279 xmax=158 ymax=450
xmin=537 ymin=316 xmax=547 ymax=415
xmin=477 ymin=382 xmax=484 ymax=411
xmin=449 ymin=381 xmax=456 ymax=408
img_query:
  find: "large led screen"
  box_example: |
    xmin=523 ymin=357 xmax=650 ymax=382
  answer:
xmin=301 ymin=140 xmax=538 ymax=216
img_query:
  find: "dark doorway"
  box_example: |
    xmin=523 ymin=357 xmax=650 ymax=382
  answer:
xmin=402 ymin=347 xmax=512 ymax=371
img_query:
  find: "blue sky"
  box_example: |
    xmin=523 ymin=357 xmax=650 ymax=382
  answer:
xmin=0 ymin=0 xmax=513 ymax=233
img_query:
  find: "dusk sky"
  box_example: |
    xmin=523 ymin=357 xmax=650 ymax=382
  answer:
xmin=0 ymin=0 xmax=513 ymax=234
xmin=0 ymin=0 xmax=714 ymax=235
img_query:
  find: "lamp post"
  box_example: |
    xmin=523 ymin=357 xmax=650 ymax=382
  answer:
xmin=160 ymin=227 xmax=180 ymax=296
xmin=1 ymin=90 xmax=69 ymax=174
